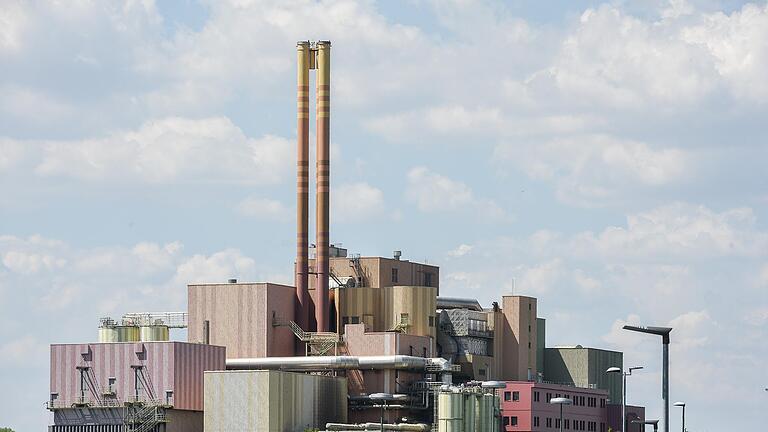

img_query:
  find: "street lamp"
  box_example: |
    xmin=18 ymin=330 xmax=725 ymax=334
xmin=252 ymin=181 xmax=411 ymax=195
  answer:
xmin=632 ymin=419 xmax=660 ymax=432
xmin=673 ymin=402 xmax=685 ymax=432
xmin=369 ymin=392 xmax=395 ymax=432
xmin=606 ymin=365 xmax=643 ymax=432
xmin=623 ymin=325 xmax=673 ymax=432
xmin=550 ymin=397 xmax=572 ymax=432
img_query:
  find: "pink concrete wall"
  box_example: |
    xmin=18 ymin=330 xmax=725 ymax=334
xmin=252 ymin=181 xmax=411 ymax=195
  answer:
xmin=500 ymin=382 xmax=611 ymax=432
xmin=188 ymin=282 xmax=295 ymax=358
xmin=50 ymin=342 xmax=225 ymax=411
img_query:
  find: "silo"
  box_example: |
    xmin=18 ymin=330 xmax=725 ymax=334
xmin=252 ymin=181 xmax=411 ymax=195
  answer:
xmin=437 ymin=391 xmax=464 ymax=432
xmin=476 ymin=393 xmax=488 ymax=432
xmin=492 ymin=393 xmax=501 ymax=432
xmin=140 ymin=325 xmax=169 ymax=342
xmin=463 ymin=392 xmax=476 ymax=431
xmin=115 ymin=325 xmax=139 ymax=342
xmin=483 ymin=393 xmax=495 ymax=431
xmin=98 ymin=325 xmax=117 ymax=343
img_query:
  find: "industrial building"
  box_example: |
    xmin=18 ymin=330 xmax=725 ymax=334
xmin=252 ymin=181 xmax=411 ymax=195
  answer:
xmin=45 ymin=40 xmax=643 ymax=431
xmin=543 ymin=346 xmax=624 ymax=404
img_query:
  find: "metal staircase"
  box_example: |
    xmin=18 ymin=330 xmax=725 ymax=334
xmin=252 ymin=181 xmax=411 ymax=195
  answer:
xmin=126 ymin=403 xmax=166 ymax=432
xmin=273 ymin=317 xmax=341 ymax=355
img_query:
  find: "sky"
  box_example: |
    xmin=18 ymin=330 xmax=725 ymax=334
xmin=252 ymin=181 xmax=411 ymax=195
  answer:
xmin=0 ymin=0 xmax=767 ymax=430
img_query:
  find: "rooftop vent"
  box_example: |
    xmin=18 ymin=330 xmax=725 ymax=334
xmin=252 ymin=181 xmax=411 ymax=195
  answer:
xmin=393 ymin=250 xmax=402 ymax=260
xmin=228 ymin=278 xmax=237 ymax=284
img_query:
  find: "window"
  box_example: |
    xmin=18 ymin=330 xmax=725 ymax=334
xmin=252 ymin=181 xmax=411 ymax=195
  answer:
xmin=504 ymin=391 xmax=511 ymax=402
xmin=564 ymin=419 xmax=570 ymax=430
xmin=400 ymin=313 xmax=409 ymax=324
xmin=409 ymin=345 xmax=414 ymax=356
xmin=555 ymin=419 xmax=561 ymax=429
xmin=503 ymin=416 xmax=510 ymax=426
xmin=533 ymin=417 xmax=540 ymax=427
xmin=600 ymin=422 xmax=606 ymax=432
xmin=511 ymin=417 xmax=518 ymax=426
xmin=528 ymin=303 xmax=531 ymax=310
xmin=423 ymin=347 xmax=427 ymax=358
xmin=528 ymin=342 xmax=531 ymax=349
xmin=424 ymin=272 xmax=433 ymax=287
xmin=600 ymin=398 xmax=606 ymax=408
xmin=350 ymin=316 xmax=360 ymax=324
xmin=546 ymin=393 xmax=552 ymax=402
xmin=107 ymin=377 xmax=116 ymax=393
xmin=533 ymin=391 xmax=540 ymax=402
xmin=581 ymin=420 xmax=585 ymax=430
xmin=428 ymin=316 xmax=435 ymax=327
xmin=546 ymin=418 xmax=552 ymax=428
xmin=342 ymin=316 xmax=350 ymax=326
xmin=512 ymin=391 xmax=520 ymax=401
xmin=391 ymin=268 xmax=398 ymax=283
xmin=478 ymin=368 xmax=486 ymax=376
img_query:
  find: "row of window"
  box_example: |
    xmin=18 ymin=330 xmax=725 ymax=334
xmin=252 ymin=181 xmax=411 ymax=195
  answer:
xmin=503 ymin=416 xmax=604 ymax=431
xmin=390 ymin=268 xmax=434 ymax=286
xmin=505 ymin=390 xmax=606 ymax=408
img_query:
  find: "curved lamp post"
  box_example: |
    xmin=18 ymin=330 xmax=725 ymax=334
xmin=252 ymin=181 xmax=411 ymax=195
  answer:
xmin=607 ymin=365 xmax=643 ymax=432
xmin=550 ymin=397 xmax=572 ymax=432
xmin=632 ymin=419 xmax=660 ymax=432
xmin=673 ymin=402 xmax=685 ymax=432
xmin=623 ymin=325 xmax=673 ymax=432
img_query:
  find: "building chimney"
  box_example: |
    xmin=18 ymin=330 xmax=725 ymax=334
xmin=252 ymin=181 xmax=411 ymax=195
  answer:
xmin=295 ymin=41 xmax=311 ymax=332
xmin=315 ymin=40 xmax=331 ymax=332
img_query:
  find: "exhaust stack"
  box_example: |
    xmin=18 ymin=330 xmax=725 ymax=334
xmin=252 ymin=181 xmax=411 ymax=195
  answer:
xmin=295 ymin=40 xmax=331 ymax=333
xmin=315 ymin=41 xmax=331 ymax=333
xmin=295 ymin=41 xmax=311 ymax=331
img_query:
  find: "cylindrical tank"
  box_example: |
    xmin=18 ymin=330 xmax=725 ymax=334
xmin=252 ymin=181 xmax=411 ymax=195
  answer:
xmin=115 ymin=325 xmax=139 ymax=342
xmin=463 ymin=393 xmax=476 ymax=432
xmin=140 ymin=325 xmax=169 ymax=342
xmin=482 ymin=393 xmax=495 ymax=431
xmin=437 ymin=392 xmax=464 ymax=432
xmin=492 ymin=393 xmax=501 ymax=432
xmin=98 ymin=326 xmax=118 ymax=343
xmin=476 ymin=392 xmax=487 ymax=432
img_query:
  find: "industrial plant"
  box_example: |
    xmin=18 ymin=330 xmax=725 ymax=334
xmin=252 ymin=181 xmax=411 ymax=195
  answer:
xmin=46 ymin=41 xmax=644 ymax=432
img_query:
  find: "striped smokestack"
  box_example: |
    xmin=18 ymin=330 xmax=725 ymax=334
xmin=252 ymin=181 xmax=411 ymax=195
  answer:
xmin=315 ymin=41 xmax=331 ymax=332
xmin=295 ymin=41 xmax=310 ymax=332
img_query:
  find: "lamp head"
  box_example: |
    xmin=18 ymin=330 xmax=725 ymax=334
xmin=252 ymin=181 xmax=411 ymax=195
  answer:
xmin=623 ymin=325 xmax=673 ymax=343
xmin=549 ymin=397 xmax=573 ymax=405
xmin=606 ymin=367 xmax=621 ymax=374
xmin=674 ymin=401 xmax=686 ymax=407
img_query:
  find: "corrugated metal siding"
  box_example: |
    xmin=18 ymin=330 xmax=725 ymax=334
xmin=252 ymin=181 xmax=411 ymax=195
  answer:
xmin=204 ymin=370 xmax=347 ymax=432
xmin=50 ymin=342 xmax=224 ymax=411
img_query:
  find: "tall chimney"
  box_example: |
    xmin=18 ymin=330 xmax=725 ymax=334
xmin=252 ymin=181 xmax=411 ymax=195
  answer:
xmin=315 ymin=40 xmax=331 ymax=332
xmin=295 ymin=41 xmax=311 ymax=331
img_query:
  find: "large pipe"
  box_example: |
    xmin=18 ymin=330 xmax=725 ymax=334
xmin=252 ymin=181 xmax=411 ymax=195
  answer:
xmin=226 ymin=355 xmax=452 ymax=372
xmin=315 ymin=40 xmax=331 ymax=332
xmin=295 ymin=41 xmax=311 ymax=332
xmin=325 ymin=423 xmax=429 ymax=431
xmin=436 ymin=297 xmax=483 ymax=312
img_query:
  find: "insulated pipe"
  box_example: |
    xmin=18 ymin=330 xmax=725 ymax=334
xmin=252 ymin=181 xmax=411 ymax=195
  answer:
xmin=325 ymin=423 xmax=429 ymax=431
xmin=226 ymin=355 xmax=451 ymax=372
xmin=436 ymin=297 xmax=483 ymax=312
xmin=315 ymin=40 xmax=331 ymax=332
xmin=295 ymin=41 xmax=311 ymax=332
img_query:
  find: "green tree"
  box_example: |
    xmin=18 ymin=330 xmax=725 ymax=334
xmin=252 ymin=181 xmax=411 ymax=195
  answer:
xmin=0 ymin=427 xmax=16 ymax=432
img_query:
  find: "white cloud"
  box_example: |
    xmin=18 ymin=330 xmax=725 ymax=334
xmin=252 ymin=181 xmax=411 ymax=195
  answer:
xmin=0 ymin=335 xmax=46 ymax=367
xmin=569 ymin=203 xmax=768 ymax=259
xmin=333 ymin=182 xmax=385 ymax=221
xmin=447 ymin=244 xmax=473 ymax=258
xmin=236 ymin=197 xmax=292 ymax=220
xmin=496 ymin=134 xmax=689 ymax=206
xmin=682 ymin=3 xmax=768 ymax=102
xmin=0 ymin=0 xmax=28 ymax=52
xmin=2 ymin=251 xmax=66 ymax=274
xmin=515 ymin=259 xmax=563 ymax=295
xmin=6 ymin=117 xmax=293 ymax=184
xmin=406 ymin=166 xmax=475 ymax=212
xmin=172 ymin=249 xmax=257 ymax=286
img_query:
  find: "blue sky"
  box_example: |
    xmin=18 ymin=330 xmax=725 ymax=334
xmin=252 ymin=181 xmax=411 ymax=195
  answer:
xmin=1 ymin=1 xmax=767 ymax=430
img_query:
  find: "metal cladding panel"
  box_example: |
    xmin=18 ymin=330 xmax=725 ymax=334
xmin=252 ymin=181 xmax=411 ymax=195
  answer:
xmin=50 ymin=342 xmax=224 ymax=411
xmin=173 ymin=342 xmax=226 ymax=411
xmin=204 ymin=370 xmax=347 ymax=432
xmin=188 ymin=283 xmax=295 ymax=358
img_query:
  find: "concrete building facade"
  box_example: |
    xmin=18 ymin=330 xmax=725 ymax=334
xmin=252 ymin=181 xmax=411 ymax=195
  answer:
xmin=501 ymin=296 xmax=538 ymax=381
xmin=500 ymin=382 xmax=615 ymax=432
xmin=204 ymin=370 xmax=347 ymax=432
xmin=543 ymin=346 xmax=623 ymax=404
xmin=335 ymin=285 xmax=437 ymax=338
xmin=187 ymin=282 xmax=296 ymax=358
